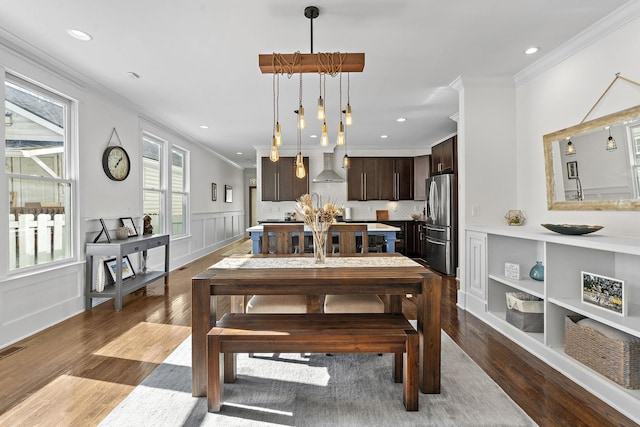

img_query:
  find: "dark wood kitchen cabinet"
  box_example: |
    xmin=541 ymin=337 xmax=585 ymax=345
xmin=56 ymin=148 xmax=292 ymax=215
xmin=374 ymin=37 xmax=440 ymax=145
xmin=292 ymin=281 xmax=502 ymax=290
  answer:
xmin=347 ymin=157 xmax=379 ymax=201
xmin=378 ymin=157 xmax=414 ymax=201
xmin=261 ymin=156 xmax=309 ymax=201
xmin=413 ymin=155 xmax=430 ymax=201
xmin=430 ymin=136 xmax=457 ymax=175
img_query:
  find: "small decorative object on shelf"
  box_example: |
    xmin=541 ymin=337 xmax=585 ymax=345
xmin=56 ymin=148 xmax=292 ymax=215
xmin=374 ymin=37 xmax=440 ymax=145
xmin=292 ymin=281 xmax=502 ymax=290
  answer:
xmin=504 ymin=262 xmax=521 ymax=280
xmin=541 ymin=223 xmax=603 ymax=235
xmin=504 ymin=210 xmax=525 ymax=226
xmin=115 ymin=227 xmax=129 ymax=240
xmin=143 ymin=215 xmax=153 ymax=235
xmin=581 ymin=271 xmax=626 ymax=316
xmin=529 ymin=261 xmax=544 ymax=281
xmin=295 ymin=193 xmax=341 ymax=264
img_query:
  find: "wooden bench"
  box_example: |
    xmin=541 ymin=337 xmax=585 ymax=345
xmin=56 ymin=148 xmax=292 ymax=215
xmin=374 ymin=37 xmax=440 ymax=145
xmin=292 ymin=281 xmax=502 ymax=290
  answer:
xmin=207 ymin=313 xmax=419 ymax=412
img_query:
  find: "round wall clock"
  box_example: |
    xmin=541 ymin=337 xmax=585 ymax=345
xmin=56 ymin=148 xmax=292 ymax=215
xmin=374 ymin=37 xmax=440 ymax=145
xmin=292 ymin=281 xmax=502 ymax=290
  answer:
xmin=102 ymin=146 xmax=131 ymax=181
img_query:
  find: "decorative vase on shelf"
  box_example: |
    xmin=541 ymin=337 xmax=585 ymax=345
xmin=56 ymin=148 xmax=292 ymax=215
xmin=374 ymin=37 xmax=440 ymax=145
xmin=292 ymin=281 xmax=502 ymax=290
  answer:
xmin=529 ymin=261 xmax=544 ymax=281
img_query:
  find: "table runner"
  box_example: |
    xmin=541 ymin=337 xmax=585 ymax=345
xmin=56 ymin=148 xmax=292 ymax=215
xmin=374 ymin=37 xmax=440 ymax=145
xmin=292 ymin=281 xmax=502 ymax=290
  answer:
xmin=210 ymin=256 xmax=422 ymax=270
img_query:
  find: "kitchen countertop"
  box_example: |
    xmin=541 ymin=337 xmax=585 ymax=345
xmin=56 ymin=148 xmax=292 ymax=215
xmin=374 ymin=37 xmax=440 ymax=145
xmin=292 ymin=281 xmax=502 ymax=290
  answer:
xmin=248 ymin=222 xmax=401 ymax=232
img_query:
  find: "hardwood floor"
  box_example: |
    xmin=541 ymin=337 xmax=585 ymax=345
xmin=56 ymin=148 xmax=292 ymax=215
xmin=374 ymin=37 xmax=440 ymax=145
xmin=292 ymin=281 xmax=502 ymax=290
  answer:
xmin=0 ymin=241 xmax=635 ymax=427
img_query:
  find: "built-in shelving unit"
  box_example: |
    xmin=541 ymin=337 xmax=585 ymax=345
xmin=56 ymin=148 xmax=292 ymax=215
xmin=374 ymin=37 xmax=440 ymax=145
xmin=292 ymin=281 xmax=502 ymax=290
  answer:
xmin=463 ymin=225 xmax=640 ymax=423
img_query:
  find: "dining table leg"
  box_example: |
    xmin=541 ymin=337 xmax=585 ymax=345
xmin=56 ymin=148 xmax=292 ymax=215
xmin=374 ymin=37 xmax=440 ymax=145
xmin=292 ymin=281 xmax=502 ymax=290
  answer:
xmin=418 ymin=272 xmax=442 ymax=394
xmin=192 ymin=271 xmax=216 ymax=397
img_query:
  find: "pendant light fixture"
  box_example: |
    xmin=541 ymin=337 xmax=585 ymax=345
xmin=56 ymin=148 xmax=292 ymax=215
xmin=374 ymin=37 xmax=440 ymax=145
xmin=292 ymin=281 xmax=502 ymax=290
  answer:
xmin=270 ymin=73 xmax=280 ymax=162
xmin=342 ymin=115 xmax=350 ymax=169
xmin=336 ymin=72 xmax=345 ymax=146
xmin=566 ymin=139 xmax=576 ymax=156
xmin=606 ymin=126 xmax=617 ymax=151
xmin=259 ymin=6 xmax=364 ymax=155
xmin=295 ymin=72 xmax=306 ymax=179
xmin=344 ymin=72 xmax=352 ymax=126
xmin=275 ymin=74 xmax=282 ymax=146
xmin=317 ymin=73 xmax=325 ymax=121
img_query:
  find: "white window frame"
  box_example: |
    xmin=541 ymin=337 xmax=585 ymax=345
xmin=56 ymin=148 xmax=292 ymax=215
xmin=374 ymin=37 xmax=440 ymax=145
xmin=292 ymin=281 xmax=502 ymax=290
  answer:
xmin=170 ymin=145 xmax=189 ymax=238
xmin=142 ymin=133 xmax=166 ymax=235
xmin=4 ymin=73 xmax=77 ymax=274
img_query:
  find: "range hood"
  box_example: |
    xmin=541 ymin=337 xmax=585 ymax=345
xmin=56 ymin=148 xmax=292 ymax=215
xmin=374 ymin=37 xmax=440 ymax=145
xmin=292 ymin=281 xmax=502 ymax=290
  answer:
xmin=312 ymin=152 xmax=345 ymax=183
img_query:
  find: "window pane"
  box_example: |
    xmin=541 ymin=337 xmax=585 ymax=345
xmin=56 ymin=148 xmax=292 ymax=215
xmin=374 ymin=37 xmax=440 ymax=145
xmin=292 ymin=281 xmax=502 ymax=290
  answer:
xmin=5 ymin=82 xmax=65 ymax=177
xmin=143 ymin=138 xmax=161 ymax=189
xmin=143 ymin=190 xmax=163 ymax=234
xmin=171 ymin=192 xmax=186 ymax=235
xmin=171 ymin=149 xmax=184 ymax=192
xmin=8 ymin=177 xmax=71 ymax=270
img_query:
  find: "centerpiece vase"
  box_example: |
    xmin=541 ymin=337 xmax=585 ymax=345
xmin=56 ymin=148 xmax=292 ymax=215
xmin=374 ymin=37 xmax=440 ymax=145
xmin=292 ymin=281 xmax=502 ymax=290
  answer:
xmin=312 ymin=229 xmax=328 ymax=264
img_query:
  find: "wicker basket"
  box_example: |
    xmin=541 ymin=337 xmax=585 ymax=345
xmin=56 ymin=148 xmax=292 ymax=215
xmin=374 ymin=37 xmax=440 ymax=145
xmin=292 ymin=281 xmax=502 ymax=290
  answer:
xmin=565 ymin=315 xmax=640 ymax=389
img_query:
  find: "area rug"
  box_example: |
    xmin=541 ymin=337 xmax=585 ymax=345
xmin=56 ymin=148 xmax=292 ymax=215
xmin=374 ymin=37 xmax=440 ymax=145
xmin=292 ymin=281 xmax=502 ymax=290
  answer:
xmin=99 ymin=331 xmax=536 ymax=427
xmin=221 ymin=240 xmax=253 ymax=257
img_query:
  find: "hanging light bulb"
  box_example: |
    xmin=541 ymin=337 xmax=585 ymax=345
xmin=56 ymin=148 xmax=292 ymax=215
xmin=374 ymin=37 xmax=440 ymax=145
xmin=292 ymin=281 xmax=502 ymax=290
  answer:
xmin=320 ymin=121 xmax=329 ymax=147
xmin=295 ymin=152 xmax=306 ymax=178
xmin=275 ymin=122 xmax=282 ymax=146
xmin=606 ymin=127 xmax=617 ymax=151
xmin=269 ymin=137 xmax=279 ymax=162
xmin=566 ymin=139 xmax=576 ymax=156
xmin=337 ymin=121 xmax=345 ymax=146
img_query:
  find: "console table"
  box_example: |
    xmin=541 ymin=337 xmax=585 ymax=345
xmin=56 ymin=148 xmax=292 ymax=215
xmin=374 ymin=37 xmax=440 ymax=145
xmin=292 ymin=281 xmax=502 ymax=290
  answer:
xmin=85 ymin=234 xmax=170 ymax=311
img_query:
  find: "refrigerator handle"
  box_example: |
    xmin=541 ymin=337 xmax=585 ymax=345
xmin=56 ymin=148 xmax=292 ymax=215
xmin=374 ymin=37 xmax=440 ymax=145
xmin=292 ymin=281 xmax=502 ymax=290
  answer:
xmin=428 ymin=180 xmax=438 ymax=222
xmin=426 ymin=237 xmax=446 ymax=246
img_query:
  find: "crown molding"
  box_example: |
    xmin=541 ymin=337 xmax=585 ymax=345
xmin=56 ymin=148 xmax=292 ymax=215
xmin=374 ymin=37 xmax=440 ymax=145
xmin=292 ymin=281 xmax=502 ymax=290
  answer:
xmin=515 ymin=1 xmax=640 ymax=85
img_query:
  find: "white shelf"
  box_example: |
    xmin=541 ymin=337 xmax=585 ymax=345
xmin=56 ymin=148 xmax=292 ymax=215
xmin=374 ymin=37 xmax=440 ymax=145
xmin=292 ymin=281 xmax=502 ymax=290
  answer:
xmin=488 ymin=273 xmax=544 ymax=299
xmin=488 ymin=310 xmax=544 ymax=345
xmin=548 ymin=297 xmax=640 ymax=338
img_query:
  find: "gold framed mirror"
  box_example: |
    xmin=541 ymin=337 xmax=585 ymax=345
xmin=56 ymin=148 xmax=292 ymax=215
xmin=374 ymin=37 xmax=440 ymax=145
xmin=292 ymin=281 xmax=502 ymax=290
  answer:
xmin=543 ymin=104 xmax=640 ymax=210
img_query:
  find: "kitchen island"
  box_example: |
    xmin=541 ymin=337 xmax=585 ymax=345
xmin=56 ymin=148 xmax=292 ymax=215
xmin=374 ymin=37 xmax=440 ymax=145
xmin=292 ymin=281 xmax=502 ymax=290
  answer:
xmin=247 ymin=223 xmax=400 ymax=254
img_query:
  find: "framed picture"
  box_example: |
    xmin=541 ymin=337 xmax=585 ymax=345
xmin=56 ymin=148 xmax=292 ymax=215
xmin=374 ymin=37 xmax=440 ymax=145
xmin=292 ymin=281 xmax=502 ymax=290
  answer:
xmin=581 ymin=271 xmax=625 ymax=316
xmin=93 ymin=218 xmax=111 ymax=243
xmin=225 ymin=185 xmax=232 ymax=203
xmin=211 ymin=183 xmax=217 ymax=201
xmin=104 ymin=256 xmax=136 ymax=283
xmin=567 ymin=161 xmax=578 ymax=179
xmin=119 ymin=217 xmax=138 ymax=237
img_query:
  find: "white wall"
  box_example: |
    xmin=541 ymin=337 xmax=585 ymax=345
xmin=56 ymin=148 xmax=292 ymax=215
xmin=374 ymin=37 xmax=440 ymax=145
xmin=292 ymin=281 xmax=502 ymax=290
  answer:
xmin=516 ymin=8 xmax=640 ymax=236
xmin=0 ymin=39 xmax=245 ymax=348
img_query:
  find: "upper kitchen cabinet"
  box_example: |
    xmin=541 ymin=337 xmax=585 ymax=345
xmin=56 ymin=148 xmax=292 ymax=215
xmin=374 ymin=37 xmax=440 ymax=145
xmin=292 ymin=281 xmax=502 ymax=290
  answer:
xmin=430 ymin=136 xmax=457 ymax=175
xmin=347 ymin=157 xmax=380 ymax=201
xmin=379 ymin=157 xmax=414 ymax=201
xmin=413 ymin=155 xmax=430 ymax=201
xmin=261 ymin=156 xmax=309 ymax=201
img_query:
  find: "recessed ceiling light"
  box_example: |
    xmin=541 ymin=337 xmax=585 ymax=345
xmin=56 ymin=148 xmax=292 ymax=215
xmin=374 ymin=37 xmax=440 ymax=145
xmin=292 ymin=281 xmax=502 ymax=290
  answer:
xmin=309 ymin=134 xmax=318 ymax=138
xmin=380 ymin=135 xmax=388 ymax=139
xmin=236 ymin=152 xmax=243 ymax=155
xmin=396 ymin=118 xmax=406 ymax=122
xmin=199 ymin=125 xmax=209 ymax=129
xmin=67 ymin=29 xmax=93 ymax=41
xmin=524 ymin=46 xmax=540 ymax=55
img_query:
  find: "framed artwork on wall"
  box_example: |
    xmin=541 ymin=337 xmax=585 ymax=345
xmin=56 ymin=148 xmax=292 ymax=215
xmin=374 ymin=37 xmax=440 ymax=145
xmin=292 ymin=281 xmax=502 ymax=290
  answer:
xmin=567 ymin=161 xmax=578 ymax=179
xmin=225 ymin=185 xmax=232 ymax=203
xmin=212 ymin=183 xmax=217 ymax=201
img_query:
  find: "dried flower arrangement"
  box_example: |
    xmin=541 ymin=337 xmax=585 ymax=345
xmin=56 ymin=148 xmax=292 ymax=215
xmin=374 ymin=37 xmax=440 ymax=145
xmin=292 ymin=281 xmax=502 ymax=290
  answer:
xmin=294 ymin=193 xmax=341 ymax=263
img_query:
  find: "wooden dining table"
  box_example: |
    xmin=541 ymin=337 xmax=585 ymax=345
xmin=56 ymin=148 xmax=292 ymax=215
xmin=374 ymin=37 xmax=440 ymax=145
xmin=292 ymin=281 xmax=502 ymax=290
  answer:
xmin=191 ymin=252 xmax=442 ymax=397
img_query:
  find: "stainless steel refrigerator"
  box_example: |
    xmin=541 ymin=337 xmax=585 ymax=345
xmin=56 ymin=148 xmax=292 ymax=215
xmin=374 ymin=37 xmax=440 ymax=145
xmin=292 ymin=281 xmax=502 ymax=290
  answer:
xmin=425 ymin=174 xmax=456 ymax=276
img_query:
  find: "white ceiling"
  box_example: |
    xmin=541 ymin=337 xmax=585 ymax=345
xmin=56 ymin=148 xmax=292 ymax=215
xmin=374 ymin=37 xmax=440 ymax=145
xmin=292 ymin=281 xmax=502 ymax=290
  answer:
xmin=0 ymin=0 xmax=630 ymax=168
